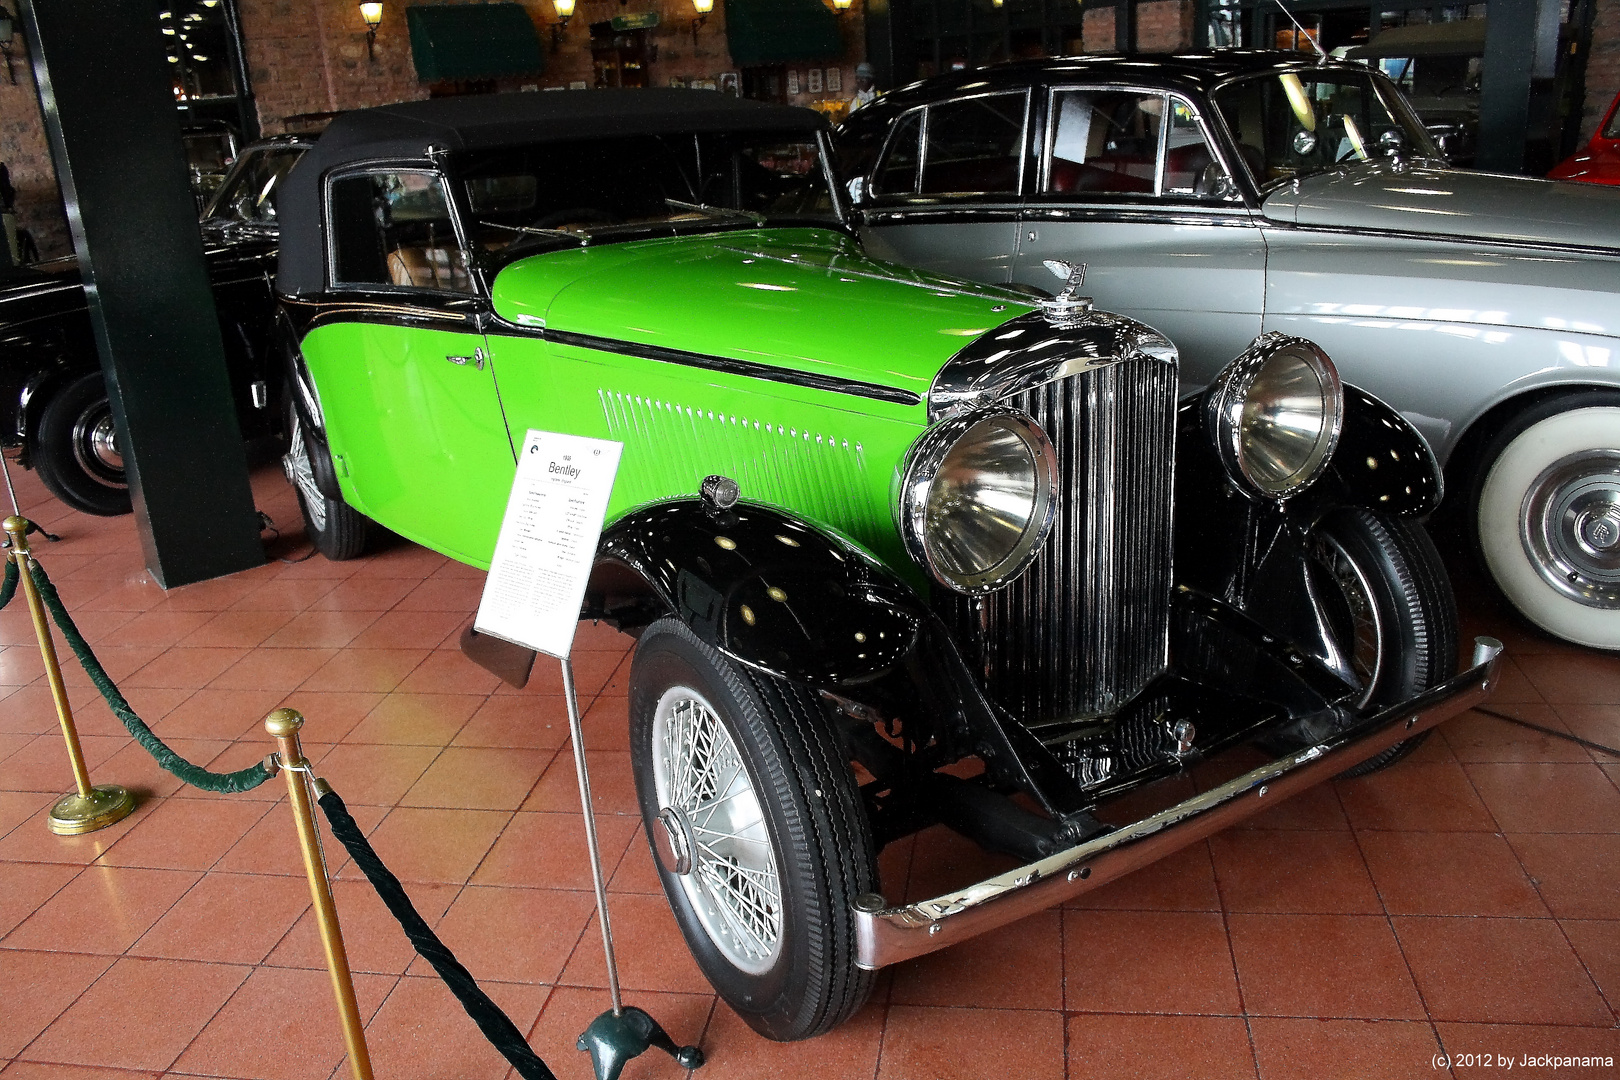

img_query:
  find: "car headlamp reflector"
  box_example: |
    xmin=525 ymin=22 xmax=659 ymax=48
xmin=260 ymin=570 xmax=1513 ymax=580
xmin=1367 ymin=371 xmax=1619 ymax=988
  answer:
xmin=1211 ymin=334 xmax=1344 ymax=499
xmin=899 ymin=409 xmax=1057 ymax=593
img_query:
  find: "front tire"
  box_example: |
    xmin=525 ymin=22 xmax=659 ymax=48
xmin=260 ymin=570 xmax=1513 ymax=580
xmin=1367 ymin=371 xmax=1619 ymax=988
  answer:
xmin=282 ymin=403 xmax=368 ymax=560
xmin=1474 ymin=394 xmax=1620 ymax=650
xmin=33 ymin=373 xmax=131 ymax=516
xmin=1310 ymin=509 xmax=1459 ymax=776
xmin=629 ymin=618 xmax=876 ymax=1041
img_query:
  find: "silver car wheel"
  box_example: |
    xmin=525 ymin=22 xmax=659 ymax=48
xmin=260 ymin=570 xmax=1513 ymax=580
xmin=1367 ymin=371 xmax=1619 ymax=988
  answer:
xmin=650 ymin=684 xmax=783 ymax=975
xmin=1313 ymin=532 xmax=1385 ymax=709
xmin=1520 ymin=448 xmax=1620 ymax=611
xmin=70 ymin=403 xmax=124 ymax=488
xmin=1479 ymin=405 xmax=1620 ymax=649
xmin=282 ymin=414 xmax=328 ymax=533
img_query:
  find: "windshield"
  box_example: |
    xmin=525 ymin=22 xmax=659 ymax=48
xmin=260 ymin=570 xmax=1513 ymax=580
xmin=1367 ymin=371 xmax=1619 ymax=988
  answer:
xmin=455 ymin=131 xmax=837 ymax=267
xmin=203 ymin=144 xmax=308 ymax=225
xmin=1211 ymin=69 xmax=1440 ymax=189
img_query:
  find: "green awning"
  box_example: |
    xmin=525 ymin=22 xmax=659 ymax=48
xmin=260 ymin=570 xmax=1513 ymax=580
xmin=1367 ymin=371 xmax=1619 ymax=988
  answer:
xmin=407 ymin=3 xmax=544 ymax=82
xmin=725 ymin=0 xmax=843 ymax=67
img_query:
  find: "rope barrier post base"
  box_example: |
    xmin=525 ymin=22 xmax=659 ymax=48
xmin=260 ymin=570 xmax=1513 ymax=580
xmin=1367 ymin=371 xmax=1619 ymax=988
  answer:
xmin=561 ymin=658 xmax=704 ymax=1080
xmin=4 ymin=515 xmax=133 ymax=835
xmin=264 ymin=708 xmax=374 ymax=1080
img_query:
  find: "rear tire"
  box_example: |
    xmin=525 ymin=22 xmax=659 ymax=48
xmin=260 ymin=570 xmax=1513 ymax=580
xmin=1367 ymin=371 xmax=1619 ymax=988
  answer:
xmin=282 ymin=401 xmax=367 ymax=560
xmin=629 ymin=617 xmax=876 ymax=1041
xmin=33 ymin=373 xmax=131 ymax=516
xmin=1310 ymin=509 xmax=1459 ymax=776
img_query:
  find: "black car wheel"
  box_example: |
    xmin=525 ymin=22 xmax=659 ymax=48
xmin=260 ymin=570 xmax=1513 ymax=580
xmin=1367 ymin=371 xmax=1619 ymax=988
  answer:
xmin=282 ymin=401 xmax=368 ymax=560
xmin=33 ymin=372 xmax=132 ymax=516
xmin=1310 ymin=508 xmax=1459 ymax=777
xmin=629 ymin=617 xmax=876 ymax=1042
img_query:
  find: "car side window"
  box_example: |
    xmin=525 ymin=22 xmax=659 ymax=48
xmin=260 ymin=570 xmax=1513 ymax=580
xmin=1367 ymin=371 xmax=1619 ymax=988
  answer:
xmin=918 ymin=92 xmax=1026 ymax=196
xmin=1046 ymin=90 xmax=1226 ymax=199
xmin=328 ymin=170 xmax=473 ymax=293
xmin=874 ymin=110 xmax=922 ymax=196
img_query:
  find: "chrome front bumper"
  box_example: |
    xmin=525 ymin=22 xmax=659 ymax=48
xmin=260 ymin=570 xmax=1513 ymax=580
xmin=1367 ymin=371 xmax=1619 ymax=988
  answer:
xmin=853 ymin=637 xmax=1504 ymax=971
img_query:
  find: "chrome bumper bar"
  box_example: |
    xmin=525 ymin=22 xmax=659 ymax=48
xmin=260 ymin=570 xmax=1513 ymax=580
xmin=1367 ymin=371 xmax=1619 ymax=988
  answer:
xmin=853 ymin=637 xmax=1504 ymax=970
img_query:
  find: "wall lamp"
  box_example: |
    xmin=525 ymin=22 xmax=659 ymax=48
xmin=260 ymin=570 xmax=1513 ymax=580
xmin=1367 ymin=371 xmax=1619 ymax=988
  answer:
xmin=359 ymin=1 xmax=383 ymax=61
xmin=0 ymin=4 xmax=18 ymax=86
xmin=691 ymin=0 xmax=712 ymax=47
xmin=551 ymin=0 xmax=574 ymax=50
xmin=832 ymin=0 xmax=853 ymax=12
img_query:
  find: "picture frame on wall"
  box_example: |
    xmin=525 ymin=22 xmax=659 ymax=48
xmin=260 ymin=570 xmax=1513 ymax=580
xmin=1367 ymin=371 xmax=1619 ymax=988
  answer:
xmin=719 ymin=71 xmax=739 ymax=95
xmin=808 ymin=68 xmax=823 ymax=94
xmin=826 ymin=67 xmax=841 ymax=93
xmin=787 ymin=70 xmax=800 ymax=95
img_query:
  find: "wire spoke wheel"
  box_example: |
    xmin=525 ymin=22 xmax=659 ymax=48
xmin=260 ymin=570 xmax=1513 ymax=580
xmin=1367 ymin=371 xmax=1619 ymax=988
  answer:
xmin=629 ymin=617 xmax=876 ymax=1041
xmin=652 ymin=687 xmax=783 ymax=973
xmin=1312 ymin=531 xmax=1384 ymax=710
xmin=283 ymin=413 xmax=328 ymax=532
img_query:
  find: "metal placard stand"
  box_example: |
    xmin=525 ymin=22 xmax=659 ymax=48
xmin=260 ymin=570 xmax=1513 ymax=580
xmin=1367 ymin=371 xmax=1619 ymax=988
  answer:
xmin=474 ymin=431 xmax=702 ymax=1080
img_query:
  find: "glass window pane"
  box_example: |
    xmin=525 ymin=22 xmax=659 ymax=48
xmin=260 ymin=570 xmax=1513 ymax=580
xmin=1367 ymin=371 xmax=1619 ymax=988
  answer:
xmin=329 ymin=172 xmax=470 ymax=292
xmin=1047 ymin=90 xmax=1162 ymax=195
xmin=875 ymin=111 xmax=922 ymax=196
xmin=1164 ymin=97 xmax=1220 ymax=196
xmin=919 ymin=92 xmax=1025 ymax=195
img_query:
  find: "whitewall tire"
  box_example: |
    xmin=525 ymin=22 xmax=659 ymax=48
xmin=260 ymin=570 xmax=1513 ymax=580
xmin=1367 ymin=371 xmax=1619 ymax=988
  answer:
xmin=1476 ymin=401 xmax=1620 ymax=650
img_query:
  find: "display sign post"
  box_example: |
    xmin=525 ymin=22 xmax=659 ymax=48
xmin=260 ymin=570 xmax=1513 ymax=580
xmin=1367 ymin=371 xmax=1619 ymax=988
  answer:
xmin=476 ymin=430 xmax=702 ymax=1080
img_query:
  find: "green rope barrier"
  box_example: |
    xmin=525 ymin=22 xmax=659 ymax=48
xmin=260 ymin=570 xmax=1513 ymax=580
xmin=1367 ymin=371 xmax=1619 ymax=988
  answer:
xmin=0 ymin=558 xmax=16 ymax=611
xmin=26 ymin=559 xmax=272 ymax=793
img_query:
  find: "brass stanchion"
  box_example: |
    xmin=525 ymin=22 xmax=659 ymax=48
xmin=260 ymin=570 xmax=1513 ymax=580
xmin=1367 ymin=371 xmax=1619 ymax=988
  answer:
xmin=3 ymin=515 xmax=134 ymax=834
xmin=264 ymin=708 xmax=373 ymax=1080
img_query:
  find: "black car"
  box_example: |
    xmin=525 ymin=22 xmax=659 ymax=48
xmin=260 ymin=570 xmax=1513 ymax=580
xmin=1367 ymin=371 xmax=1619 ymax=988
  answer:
xmin=0 ymin=134 xmax=309 ymax=515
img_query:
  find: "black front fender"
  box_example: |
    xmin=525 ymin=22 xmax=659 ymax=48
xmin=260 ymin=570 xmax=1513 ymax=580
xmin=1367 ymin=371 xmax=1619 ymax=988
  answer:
xmin=1300 ymin=384 xmax=1443 ymax=520
xmin=589 ymin=499 xmax=931 ymax=689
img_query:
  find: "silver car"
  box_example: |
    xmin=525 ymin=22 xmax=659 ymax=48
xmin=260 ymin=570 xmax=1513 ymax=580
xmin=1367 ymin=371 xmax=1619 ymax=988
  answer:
xmin=837 ymin=52 xmax=1620 ymax=650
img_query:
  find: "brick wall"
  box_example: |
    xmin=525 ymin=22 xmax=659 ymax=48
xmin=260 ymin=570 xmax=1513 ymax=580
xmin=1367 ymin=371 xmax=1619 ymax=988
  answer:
xmin=1135 ymin=0 xmax=1193 ymax=53
xmin=1082 ymin=7 xmax=1115 ymax=53
xmin=0 ymin=55 xmax=68 ymax=259
xmin=1586 ymin=0 xmax=1620 ymax=142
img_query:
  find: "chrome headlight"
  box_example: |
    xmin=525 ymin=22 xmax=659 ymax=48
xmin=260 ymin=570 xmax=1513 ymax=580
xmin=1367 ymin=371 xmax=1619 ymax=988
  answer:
xmin=898 ymin=408 xmax=1058 ymax=594
xmin=1210 ymin=334 xmax=1344 ymax=499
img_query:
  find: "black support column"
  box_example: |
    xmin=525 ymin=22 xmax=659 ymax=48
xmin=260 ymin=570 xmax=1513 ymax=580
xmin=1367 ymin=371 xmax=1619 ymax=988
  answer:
xmin=21 ymin=0 xmax=263 ymax=587
xmin=1477 ymin=0 xmax=1560 ymax=173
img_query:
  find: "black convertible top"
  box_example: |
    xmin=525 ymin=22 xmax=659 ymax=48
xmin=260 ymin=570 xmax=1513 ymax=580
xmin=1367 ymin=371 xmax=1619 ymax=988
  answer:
xmin=277 ymin=89 xmax=826 ymax=295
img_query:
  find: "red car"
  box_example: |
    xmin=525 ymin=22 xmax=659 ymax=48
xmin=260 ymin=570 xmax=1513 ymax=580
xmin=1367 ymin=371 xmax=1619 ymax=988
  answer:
xmin=1549 ymin=90 xmax=1620 ymax=185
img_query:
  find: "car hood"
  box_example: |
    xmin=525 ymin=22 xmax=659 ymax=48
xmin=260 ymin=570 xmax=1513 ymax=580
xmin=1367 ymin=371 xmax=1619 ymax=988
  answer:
xmin=490 ymin=228 xmax=1036 ymax=406
xmin=1261 ymin=163 xmax=1620 ymax=251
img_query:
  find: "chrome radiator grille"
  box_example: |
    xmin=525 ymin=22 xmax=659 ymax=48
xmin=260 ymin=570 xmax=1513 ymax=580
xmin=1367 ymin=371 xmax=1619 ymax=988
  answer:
xmin=941 ymin=358 xmax=1178 ymax=724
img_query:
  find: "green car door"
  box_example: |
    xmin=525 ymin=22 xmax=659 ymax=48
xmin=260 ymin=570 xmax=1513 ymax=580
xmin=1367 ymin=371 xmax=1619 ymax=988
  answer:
xmin=301 ymin=167 xmax=516 ymax=566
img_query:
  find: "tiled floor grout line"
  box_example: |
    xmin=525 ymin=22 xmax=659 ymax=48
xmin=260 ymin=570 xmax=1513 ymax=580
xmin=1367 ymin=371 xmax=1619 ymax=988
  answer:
xmin=1204 ymin=837 xmax=1264 ymax=1080
xmin=1335 ymin=779 xmax=1458 ymax=1078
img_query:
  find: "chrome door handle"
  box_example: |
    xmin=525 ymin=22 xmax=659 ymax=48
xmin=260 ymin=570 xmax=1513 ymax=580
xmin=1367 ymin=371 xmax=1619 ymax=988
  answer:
xmin=447 ymin=347 xmax=486 ymax=371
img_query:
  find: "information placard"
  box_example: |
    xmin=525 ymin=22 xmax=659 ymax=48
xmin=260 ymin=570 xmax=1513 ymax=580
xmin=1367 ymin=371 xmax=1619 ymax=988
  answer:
xmin=474 ymin=430 xmax=623 ymax=659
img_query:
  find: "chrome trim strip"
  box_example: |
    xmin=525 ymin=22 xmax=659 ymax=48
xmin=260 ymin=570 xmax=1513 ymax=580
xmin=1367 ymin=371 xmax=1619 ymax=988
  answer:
xmin=1263 ymin=220 xmax=1620 ymax=261
xmin=544 ymin=328 xmax=925 ymax=407
xmin=1021 ymin=205 xmax=1258 ymax=229
xmin=853 ymin=640 xmax=1504 ymax=970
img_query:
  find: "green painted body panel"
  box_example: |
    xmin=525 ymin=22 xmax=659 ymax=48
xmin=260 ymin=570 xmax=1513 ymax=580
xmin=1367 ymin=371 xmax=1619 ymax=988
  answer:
xmin=302 ymin=227 xmax=1034 ymax=579
xmin=487 ymin=331 xmax=925 ymax=577
xmin=300 ymin=320 xmax=517 ymax=565
xmin=491 ymin=228 xmax=1032 ymax=400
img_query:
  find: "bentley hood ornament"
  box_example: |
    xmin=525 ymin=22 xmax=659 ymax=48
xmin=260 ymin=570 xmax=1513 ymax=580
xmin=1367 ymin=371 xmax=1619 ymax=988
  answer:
xmin=1037 ymin=260 xmax=1093 ymax=326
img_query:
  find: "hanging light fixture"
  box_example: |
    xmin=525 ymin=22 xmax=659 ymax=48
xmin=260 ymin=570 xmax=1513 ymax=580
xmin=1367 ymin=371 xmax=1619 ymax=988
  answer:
xmin=359 ymin=2 xmax=383 ymax=61
xmin=551 ymin=0 xmax=575 ymax=51
xmin=691 ymin=0 xmax=713 ymax=48
xmin=832 ymin=0 xmax=853 ymax=12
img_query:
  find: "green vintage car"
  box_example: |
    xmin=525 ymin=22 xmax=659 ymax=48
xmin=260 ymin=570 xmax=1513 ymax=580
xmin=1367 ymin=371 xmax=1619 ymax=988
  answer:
xmin=274 ymin=91 xmax=1501 ymax=1041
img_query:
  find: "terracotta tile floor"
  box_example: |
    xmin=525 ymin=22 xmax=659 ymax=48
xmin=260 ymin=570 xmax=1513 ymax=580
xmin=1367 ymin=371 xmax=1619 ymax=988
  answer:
xmin=1 ymin=460 xmax=1617 ymax=1080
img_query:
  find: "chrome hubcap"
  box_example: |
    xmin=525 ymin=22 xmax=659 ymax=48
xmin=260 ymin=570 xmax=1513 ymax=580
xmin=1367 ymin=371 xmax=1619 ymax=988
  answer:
xmin=71 ymin=407 xmax=124 ymax=489
xmin=650 ymin=685 xmax=782 ymax=974
xmin=282 ymin=415 xmax=327 ymax=532
xmin=1521 ymin=449 xmax=1620 ymax=610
